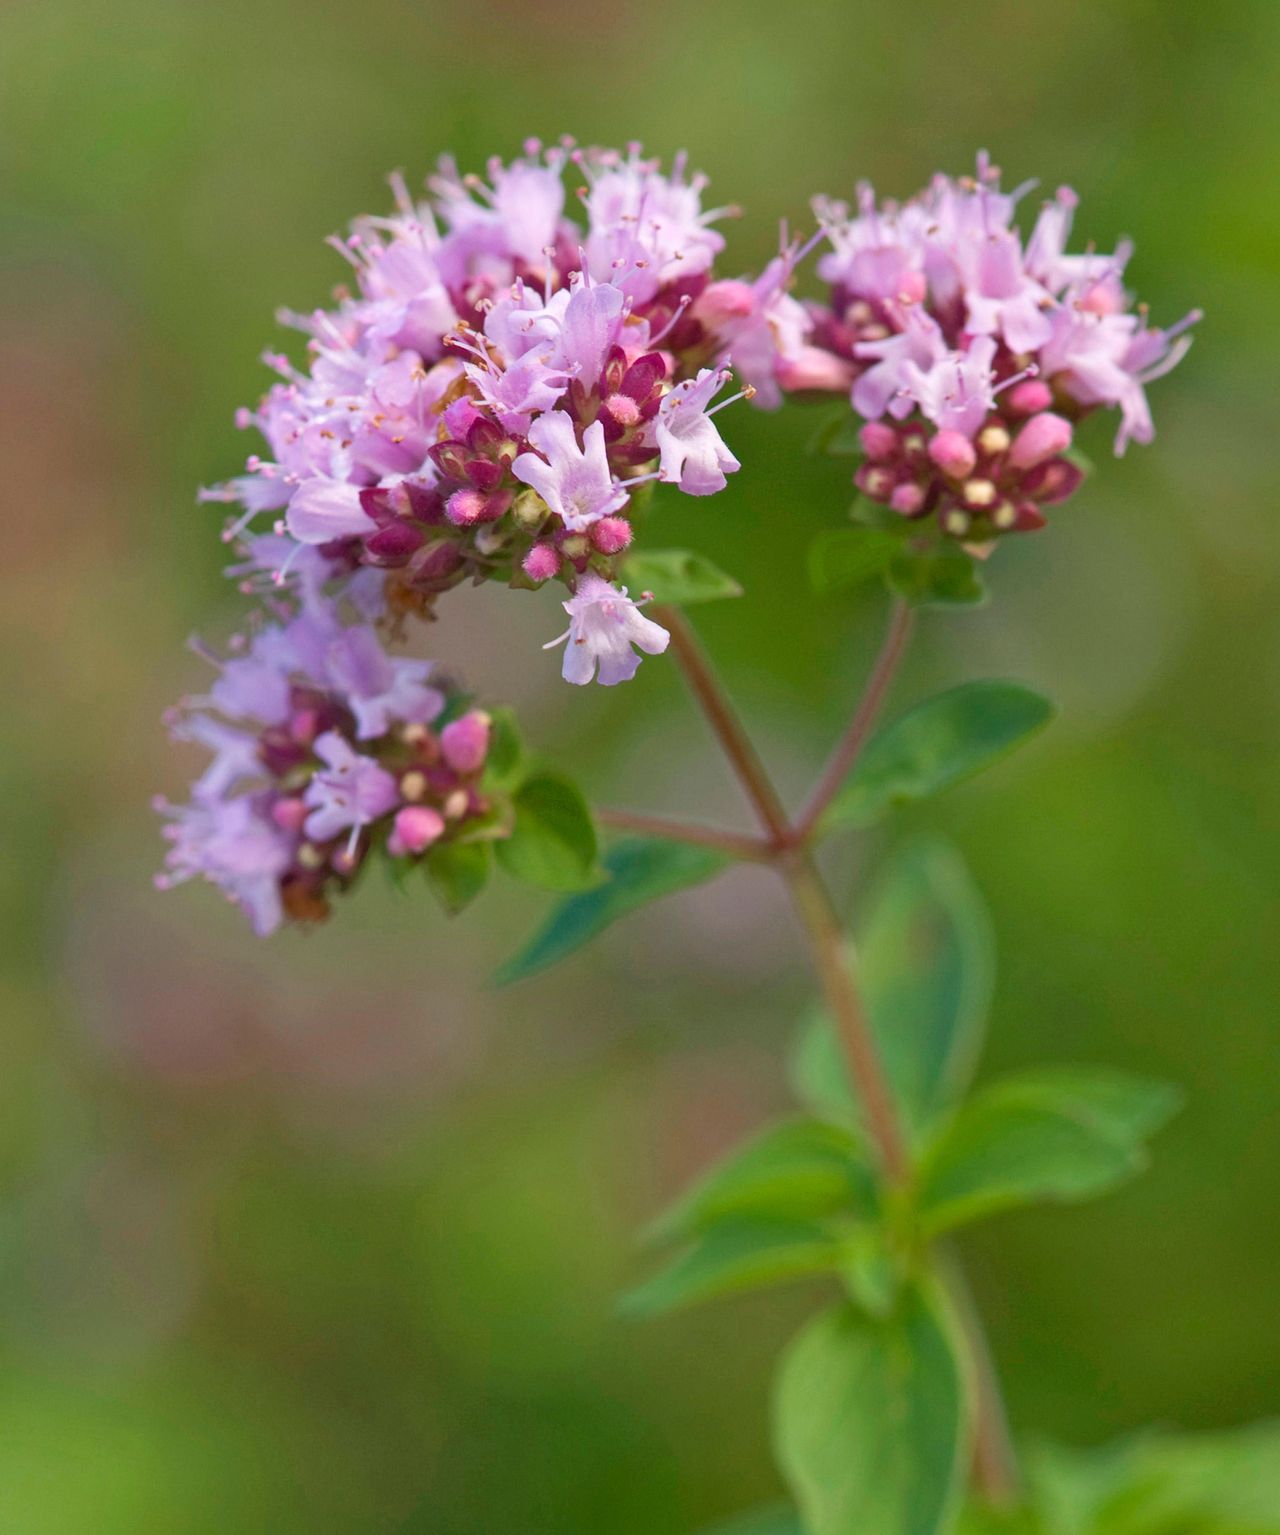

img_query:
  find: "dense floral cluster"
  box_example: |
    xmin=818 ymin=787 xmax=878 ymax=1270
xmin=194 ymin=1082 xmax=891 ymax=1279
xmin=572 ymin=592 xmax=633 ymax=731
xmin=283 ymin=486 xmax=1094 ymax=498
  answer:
xmin=202 ymin=140 xmax=789 ymax=683
xmin=156 ymin=593 xmax=493 ymax=934
xmin=797 ymin=154 xmax=1200 ymax=545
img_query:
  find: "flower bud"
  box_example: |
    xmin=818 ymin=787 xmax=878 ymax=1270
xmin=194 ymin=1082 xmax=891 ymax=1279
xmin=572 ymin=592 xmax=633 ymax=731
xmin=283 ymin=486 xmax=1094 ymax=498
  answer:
xmin=928 ymin=430 xmax=977 ymax=480
xmin=271 ymin=797 xmax=308 ymax=832
xmin=590 ymin=517 xmax=633 ymax=555
xmin=1005 ymin=379 xmax=1053 ymax=417
xmin=858 ymin=422 xmax=898 ymax=462
xmin=1009 ymin=412 xmax=1073 ymax=471
xmin=388 ymin=805 xmax=445 ymax=856
xmin=441 ymin=711 xmax=491 ymax=775
xmin=890 ymin=482 xmax=925 ymax=516
xmin=522 ymin=543 xmax=560 ymax=582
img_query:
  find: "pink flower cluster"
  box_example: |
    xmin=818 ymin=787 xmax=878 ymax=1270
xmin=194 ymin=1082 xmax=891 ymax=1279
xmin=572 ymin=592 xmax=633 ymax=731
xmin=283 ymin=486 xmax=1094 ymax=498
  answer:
xmin=156 ymin=593 xmax=493 ymax=935
xmin=204 ymin=140 xmax=769 ymax=684
xmin=798 ymin=155 xmax=1200 ymax=544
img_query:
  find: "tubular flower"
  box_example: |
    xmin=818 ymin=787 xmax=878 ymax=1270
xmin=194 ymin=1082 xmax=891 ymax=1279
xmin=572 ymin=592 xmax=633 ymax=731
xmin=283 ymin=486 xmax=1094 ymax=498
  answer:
xmin=785 ymin=155 xmax=1199 ymax=546
xmin=156 ymin=598 xmax=496 ymax=933
xmin=202 ymin=140 xmax=760 ymax=684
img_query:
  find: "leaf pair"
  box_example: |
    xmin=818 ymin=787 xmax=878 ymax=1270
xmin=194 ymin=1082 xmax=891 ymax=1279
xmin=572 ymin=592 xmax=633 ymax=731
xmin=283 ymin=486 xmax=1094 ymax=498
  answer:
xmin=622 ymin=1118 xmax=874 ymax=1317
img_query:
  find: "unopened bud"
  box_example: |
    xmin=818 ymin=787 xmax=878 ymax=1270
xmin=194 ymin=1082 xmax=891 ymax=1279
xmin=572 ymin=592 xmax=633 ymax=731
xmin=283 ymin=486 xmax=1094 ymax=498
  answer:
xmin=962 ymin=478 xmax=997 ymax=508
xmin=441 ymin=712 xmax=491 ymax=776
xmin=296 ymin=842 xmax=325 ymax=870
xmin=511 ymin=489 xmax=549 ymax=532
xmin=858 ymin=422 xmax=898 ymax=462
xmin=992 ymin=501 xmax=1019 ymax=531
xmin=388 ymin=806 xmax=446 ymax=856
xmin=443 ymin=789 xmax=470 ymax=821
xmin=856 ymin=464 xmax=896 ymax=502
xmin=928 ymin=430 xmax=977 ymax=480
xmin=522 ymin=543 xmax=561 ymax=582
xmin=942 ymin=508 xmax=972 ymax=537
xmin=603 ymin=393 xmax=642 ymax=429
xmin=560 ymin=534 xmax=589 ymax=560
xmin=400 ymin=770 xmax=428 ymax=801
xmin=977 ymin=423 xmax=1012 ymax=456
xmin=890 ymin=482 xmax=925 ymax=516
xmin=1009 ymin=412 xmax=1073 ymax=471
xmin=1005 ymin=379 xmax=1053 ymax=417
xmin=591 ymin=517 xmax=633 ymax=555
xmin=271 ymin=797 xmax=308 ymax=833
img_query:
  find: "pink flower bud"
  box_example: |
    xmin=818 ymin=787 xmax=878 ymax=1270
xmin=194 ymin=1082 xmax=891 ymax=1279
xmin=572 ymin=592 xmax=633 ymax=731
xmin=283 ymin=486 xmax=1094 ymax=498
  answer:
xmin=271 ymin=797 xmax=308 ymax=833
xmin=590 ymin=517 xmax=633 ymax=555
xmin=890 ymin=482 xmax=925 ymax=516
xmin=1009 ymin=412 xmax=1073 ymax=471
xmin=858 ymin=422 xmax=898 ymax=462
xmin=445 ymin=488 xmax=510 ymax=527
xmin=440 ymin=711 xmax=491 ymax=775
xmin=1005 ymin=379 xmax=1053 ymax=417
xmin=775 ymin=347 xmax=856 ymax=393
xmin=689 ymin=279 xmax=755 ymax=327
xmin=603 ymin=394 xmax=642 ymax=429
xmin=388 ymin=805 xmax=445 ymax=856
xmin=522 ymin=543 xmax=560 ymax=582
xmin=928 ymin=429 xmax=977 ymax=480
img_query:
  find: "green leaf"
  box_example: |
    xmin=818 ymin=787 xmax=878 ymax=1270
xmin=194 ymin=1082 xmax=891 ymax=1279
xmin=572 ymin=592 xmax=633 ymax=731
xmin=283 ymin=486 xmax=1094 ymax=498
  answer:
xmin=495 ymin=837 xmax=730 ymax=984
xmin=808 ymin=527 xmax=903 ymax=596
xmin=425 ymin=839 xmax=491 ymax=916
xmin=823 ymin=681 xmax=1055 ymax=830
xmin=887 ymin=540 xmax=987 ymax=608
xmin=495 ymin=771 xmax=599 ymax=891
xmin=621 ymin=547 xmax=743 ymax=606
xmin=1030 ymin=1423 xmax=1280 ymax=1534
xmin=774 ymin=1290 xmax=968 ymax=1535
xmin=480 ymin=706 xmax=526 ymax=792
xmin=917 ymin=1067 xmax=1183 ymax=1235
xmin=792 ymin=839 xmax=994 ymax=1141
xmin=646 ymin=1118 xmax=872 ymax=1244
xmin=621 ymin=1219 xmax=846 ymax=1316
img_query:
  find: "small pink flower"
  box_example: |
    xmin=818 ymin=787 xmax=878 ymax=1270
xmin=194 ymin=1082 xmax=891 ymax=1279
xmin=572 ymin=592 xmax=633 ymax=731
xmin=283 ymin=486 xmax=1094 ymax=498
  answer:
xmin=544 ymin=573 xmax=670 ymax=686
xmin=655 ymin=368 xmax=742 ymax=496
xmin=512 ymin=414 xmax=628 ymax=530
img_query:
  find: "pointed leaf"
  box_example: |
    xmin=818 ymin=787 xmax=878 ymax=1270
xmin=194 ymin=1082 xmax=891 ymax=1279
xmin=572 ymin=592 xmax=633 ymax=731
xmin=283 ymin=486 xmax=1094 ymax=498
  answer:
xmin=495 ymin=837 xmax=730 ymax=984
xmin=823 ymin=682 xmax=1055 ymax=830
xmin=792 ymin=839 xmax=994 ymax=1140
xmin=774 ymin=1290 xmax=968 ymax=1535
xmin=495 ymin=771 xmax=599 ymax=891
xmin=918 ymin=1067 xmax=1183 ymax=1235
xmin=621 ymin=548 xmax=743 ymax=606
xmin=887 ymin=541 xmax=987 ymax=608
xmin=480 ymin=706 xmax=526 ymax=792
xmin=622 ymin=1219 xmax=846 ymax=1316
xmin=647 ymin=1117 xmax=872 ymax=1244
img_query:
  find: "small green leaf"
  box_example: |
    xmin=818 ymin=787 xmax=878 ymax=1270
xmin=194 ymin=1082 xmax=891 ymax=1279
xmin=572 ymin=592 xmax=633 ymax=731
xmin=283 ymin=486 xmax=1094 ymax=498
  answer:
xmin=621 ymin=548 xmax=743 ymax=606
xmin=774 ymin=1289 xmax=969 ymax=1535
xmin=480 ymin=706 xmax=526 ymax=792
xmin=887 ymin=541 xmax=986 ymax=608
xmin=425 ymin=839 xmax=491 ymax=916
xmin=823 ymin=681 xmax=1056 ymax=830
xmin=646 ymin=1118 xmax=872 ymax=1244
xmin=702 ymin=1507 xmax=806 ymax=1535
xmin=918 ymin=1067 xmax=1183 ymax=1235
xmin=622 ymin=1219 xmax=846 ymax=1316
xmin=495 ymin=771 xmax=599 ymax=891
xmin=792 ymin=840 xmax=994 ymax=1141
xmin=495 ymin=837 xmax=730 ymax=984
xmin=808 ymin=527 xmax=903 ymax=596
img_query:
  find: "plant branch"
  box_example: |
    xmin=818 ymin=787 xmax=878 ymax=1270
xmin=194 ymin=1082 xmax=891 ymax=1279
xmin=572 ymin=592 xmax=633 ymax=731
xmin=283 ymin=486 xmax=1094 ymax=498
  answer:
xmin=594 ymin=807 xmax=773 ymax=863
xmin=653 ymin=604 xmax=792 ymax=846
xmin=657 ymin=600 xmax=1020 ymax=1504
xmin=794 ymin=598 xmax=915 ymax=840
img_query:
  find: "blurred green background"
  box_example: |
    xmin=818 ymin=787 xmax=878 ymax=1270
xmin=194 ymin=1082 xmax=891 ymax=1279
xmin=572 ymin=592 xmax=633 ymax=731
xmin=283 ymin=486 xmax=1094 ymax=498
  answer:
xmin=2 ymin=0 xmax=1278 ymax=1528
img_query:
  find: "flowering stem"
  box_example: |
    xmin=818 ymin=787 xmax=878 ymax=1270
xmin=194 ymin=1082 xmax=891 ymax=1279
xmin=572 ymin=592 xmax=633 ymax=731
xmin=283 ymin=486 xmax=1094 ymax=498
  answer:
xmin=794 ymin=598 xmax=915 ymax=841
xmin=653 ymin=601 xmax=1019 ymax=1505
xmin=653 ymin=606 xmax=792 ymax=847
xmin=594 ymin=807 xmax=773 ymax=863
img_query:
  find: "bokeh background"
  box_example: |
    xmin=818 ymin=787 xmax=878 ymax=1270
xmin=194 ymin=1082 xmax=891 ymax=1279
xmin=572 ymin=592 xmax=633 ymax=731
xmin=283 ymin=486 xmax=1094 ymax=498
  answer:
xmin=2 ymin=0 xmax=1278 ymax=1528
